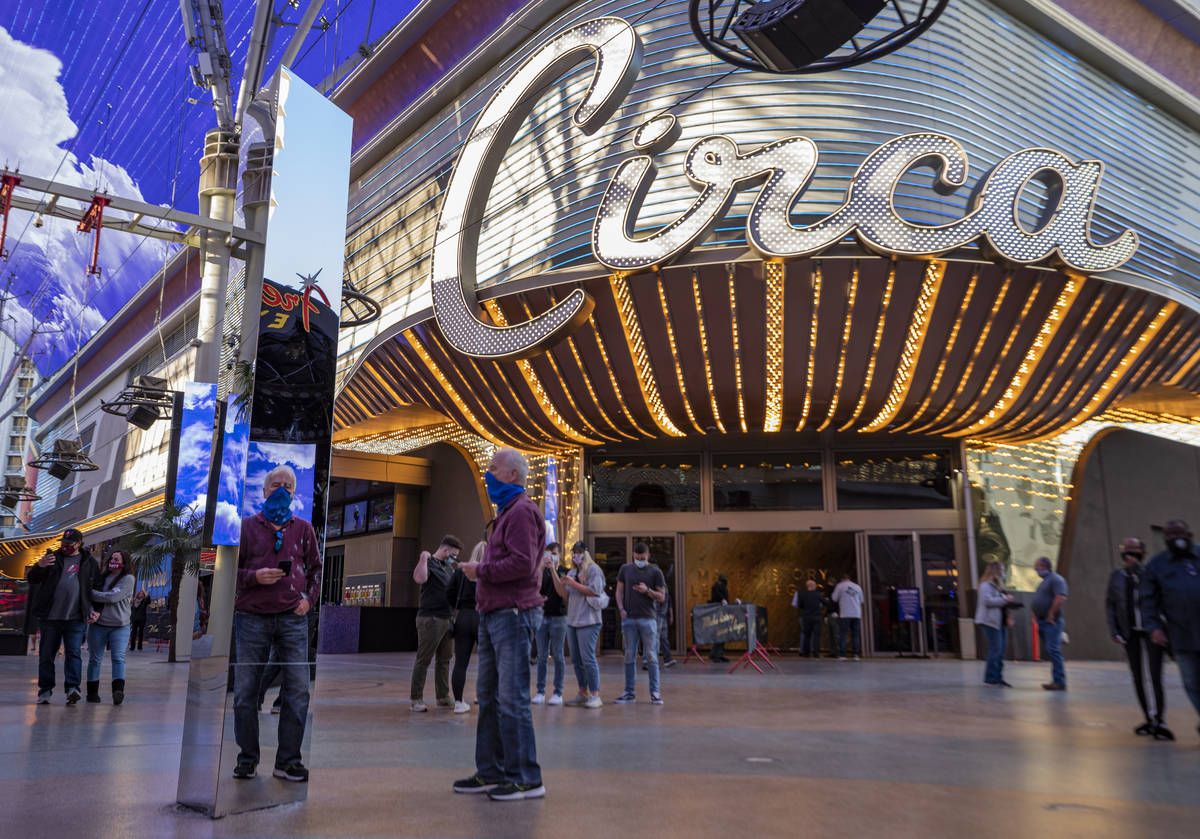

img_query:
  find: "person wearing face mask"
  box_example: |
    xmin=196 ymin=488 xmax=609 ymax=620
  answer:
xmin=1107 ymin=537 xmax=1171 ymax=738
xmin=614 ymin=542 xmax=666 ymax=704
xmin=1142 ymin=520 xmax=1200 ymax=735
xmin=28 ymin=528 xmax=97 ymax=705
xmin=975 ymin=562 xmax=1015 ymax=686
xmin=1031 ymin=557 xmax=1068 ymax=691
xmin=231 ymin=464 xmax=322 ymax=783
xmin=85 ymin=550 xmax=136 ymax=704
xmin=410 ymin=534 xmax=463 ymax=712
xmin=532 ymin=543 xmax=568 ymax=706
xmin=453 ymin=448 xmax=546 ymax=801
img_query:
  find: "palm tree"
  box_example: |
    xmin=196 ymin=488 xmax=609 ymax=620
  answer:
xmin=122 ymin=503 xmax=204 ymax=663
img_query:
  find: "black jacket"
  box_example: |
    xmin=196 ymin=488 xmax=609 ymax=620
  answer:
xmin=1105 ymin=565 xmax=1142 ymax=641
xmin=26 ymin=548 xmax=97 ymax=621
xmin=709 ymin=581 xmax=728 ymax=604
xmin=798 ymin=589 xmax=826 ymax=620
xmin=1142 ymin=547 xmax=1200 ymax=652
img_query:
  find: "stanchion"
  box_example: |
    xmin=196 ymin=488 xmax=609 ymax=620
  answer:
xmin=1032 ymin=617 xmax=1040 ymax=661
xmin=684 ymin=645 xmax=707 ymax=664
xmin=729 ymin=646 xmax=766 ymax=674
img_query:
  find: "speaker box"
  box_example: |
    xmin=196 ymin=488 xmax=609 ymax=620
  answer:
xmin=733 ymin=0 xmax=886 ymax=71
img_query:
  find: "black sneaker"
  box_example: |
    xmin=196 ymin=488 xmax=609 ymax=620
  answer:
xmin=487 ymin=782 xmax=546 ymax=801
xmin=453 ymin=774 xmax=501 ymax=794
xmin=663 ymin=660 xmax=677 ymax=668
xmin=650 ymin=693 xmax=664 ymax=705
xmin=65 ymin=689 xmax=81 ymax=706
xmin=613 ymin=693 xmax=636 ymax=704
xmin=36 ymin=690 xmax=51 ymax=705
xmin=232 ymin=760 xmax=257 ymax=780
xmin=273 ymin=761 xmax=309 ymax=782
xmin=1153 ymin=724 xmax=1176 ymax=741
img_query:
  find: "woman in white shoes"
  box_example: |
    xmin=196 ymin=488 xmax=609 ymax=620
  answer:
xmin=448 ymin=542 xmax=484 ymax=714
xmin=551 ymin=542 xmax=605 ymax=709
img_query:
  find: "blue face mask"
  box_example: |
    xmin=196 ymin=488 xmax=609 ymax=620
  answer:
xmin=263 ymin=486 xmax=294 ymax=525
xmin=484 ymin=471 xmax=525 ymax=508
xmin=634 ymin=559 xmax=648 ymax=569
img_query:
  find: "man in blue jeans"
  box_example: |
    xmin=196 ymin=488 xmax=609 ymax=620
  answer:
xmin=614 ymin=541 xmax=666 ymax=705
xmin=1032 ymin=556 xmax=1068 ymax=691
xmin=231 ymin=465 xmax=322 ymax=782
xmin=1142 ymin=520 xmax=1200 ymax=735
xmin=454 ymin=448 xmax=546 ymax=801
xmin=28 ymin=528 xmax=96 ymax=705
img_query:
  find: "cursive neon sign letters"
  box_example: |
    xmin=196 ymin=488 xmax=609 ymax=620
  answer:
xmin=428 ymin=17 xmax=1139 ymax=360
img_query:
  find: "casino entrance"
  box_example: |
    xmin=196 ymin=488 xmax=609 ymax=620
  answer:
xmin=585 ymin=529 xmax=962 ymax=658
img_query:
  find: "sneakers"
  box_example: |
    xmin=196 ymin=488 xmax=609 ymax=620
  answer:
xmin=546 ymin=693 xmax=563 ymax=706
xmin=453 ymin=774 xmax=501 ymax=794
xmin=453 ymin=701 xmax=470 ymax=714
xmin=273 ymin=761 xmax=309 ymax=782
xmin=66 ymin=688 xmax=81 ymax=706
xmin=232 ymin=759 xmax=257 ymax=780
xmin=36 ymin=690 xmax=51 ymax=705
xmin=614 ymin=693 xmax=636 ymax=704
xmin=1042 ymin=683 xmax=1067 ymax=691
xmin=563 ymin=693 xmax=588 ymax=707
xmin=487 ymin=782 xmax=546 ymax=801
xmin=531 ymin=693 xmax=545 ymax=704
xmin=663 ymin=659 xmax=677 ymax=669
xmin=436 ymin=698 xmax=454 ymax=708
xmin=853 ymin=655 xmax=861 ymax=661
xmin=650 ymin=693 xmax=664 ymax=705
xmin=270 ymin=698 xmax=282 ymax=715
xmin=411 ymin=701 xmax=428 ymax=712
xmin=1153 ymin=724 xmax=1176 ymax=741
xmin=837 ymin=656 xmax=847 ymax=661
xmin=584 ymin=694 xmax=603 ymax=709
xmin=1134 ymin=721 xmax=1156 ymax=736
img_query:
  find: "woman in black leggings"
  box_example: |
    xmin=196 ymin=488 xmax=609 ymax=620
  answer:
xmin=449 ymin=541 xmax=483 ymax=714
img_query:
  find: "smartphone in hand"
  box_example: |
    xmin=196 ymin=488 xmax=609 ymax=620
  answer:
xmin=277 ymin=559 xmax=293 ymax=575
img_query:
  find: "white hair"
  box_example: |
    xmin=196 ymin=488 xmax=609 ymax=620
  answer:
xmin=263 ymin=464 xmax=298 ymax=493
xmin=493 ymin=447 xmax=529 ymax=484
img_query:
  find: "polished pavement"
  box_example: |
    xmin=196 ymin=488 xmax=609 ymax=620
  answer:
xmin=3 ymin=645 xmax=1199 ymax=838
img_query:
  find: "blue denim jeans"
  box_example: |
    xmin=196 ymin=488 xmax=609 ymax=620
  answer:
xmin=38 ymin=619 xmax=85 ymax=693
xmin=233 ymin=610 xmax=310 ymax=767
xmin=657 ymin=614 xmax=674 ymax=662
xmin=841 ymin=617 xmax=862 ymax=656
xmin=982 ymin=625 xmax=1007 ymax=683
xmin=567 ymin=623 xmax=601 ymax=693
xmin=476 ymin=607 xmax=541 ymax=786
xmin=87 ymin=623 xmax=131 ymax=681
xmin=535 ymin=615 xmax=567 ymax=696
xmin=1174 ymin=650 xmax=1200 ymax=717
xmin=1037 ymin=615 xmax=1066 ymax=686
xmin=622 ymin=617 xmax=660 ymax=696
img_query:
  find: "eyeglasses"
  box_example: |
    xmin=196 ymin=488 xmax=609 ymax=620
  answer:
xmin=274 ymin=531 xmax=284 ymax=553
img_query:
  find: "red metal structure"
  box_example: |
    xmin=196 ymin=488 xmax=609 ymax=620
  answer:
xmin=77 ymin=193 xmax=111 ymax=276
xmin=0 ymin=173 xmax=20 ymax=259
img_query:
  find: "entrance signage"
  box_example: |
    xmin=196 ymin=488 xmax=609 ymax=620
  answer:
xmin=895 ymin=587 xmax=922 ymax=622
xmin=429 ymin=16 xmax=1139 ymax=361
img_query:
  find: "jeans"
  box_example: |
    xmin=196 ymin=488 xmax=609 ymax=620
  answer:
xmin=657 ymin=615 xmax=673 ymax=662
xmin=1037 ymin=615 xmax=1066 ymax=686
xmin=412 ymin=615 xmax=453 ymax=702
xmin=87 ymin=623 xmax=131 ymax=681
xmin=1174 ymin=650 xmax=1200 ymax=717
xmin=38 ymin=619 xmax=85 ymax=693
xmin=841 ymin=617 xmax=862 ymax=656
xmin=475 ymin=607 xmax=541 ymax=786
xmin=982 ymin=624 xmax=1007 ymax=683
xmin=622 ymin=617 xmax=660 ymax=696
xmin=800 ymin=618 xmax=822 ymax=657
xmin=535 ymin=614 xmax=567 ymax=696
xmin=567 ymin=623 xmax=601 ymax=693
xmin=828 ymin=616 xmax=842 ymax=657
xmin=233 ymin=610 xmax=310 ymax=767
xmin=452 ymin=609 xmax=479 ymax=703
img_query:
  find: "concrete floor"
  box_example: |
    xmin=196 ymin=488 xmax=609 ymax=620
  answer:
xmin=3 ymin=647 xmax=1200 ymax=839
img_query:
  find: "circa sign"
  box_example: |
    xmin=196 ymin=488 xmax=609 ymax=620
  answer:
xmin=429 ymin=16 xmax=1139 ymax=361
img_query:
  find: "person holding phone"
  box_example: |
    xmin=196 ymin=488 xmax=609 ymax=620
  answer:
xmin=27 ymin=528 xmax=97 ymax=705
xmin=86 ymin=550 xmax=135 ymax=704
xmin=231 ymin=464 xmax=322 ymax=783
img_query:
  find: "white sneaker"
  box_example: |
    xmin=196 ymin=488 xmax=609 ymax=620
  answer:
xmin=585 ymin=694 xmax=603 ymax=709
xmin=547 ymin=693 xmax=563 ymax=706
xmin=411 ymin=701 xmax=428 ymax=712
xmin=853 ymin=655 xmax=861 ymax=661
xmin=453 ymin=701 xmax=470 ymax=714
xmin=531 ymin=693 xmax=545 ymax=704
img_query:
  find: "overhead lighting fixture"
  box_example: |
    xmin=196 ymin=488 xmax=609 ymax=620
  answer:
xmin=30 ymin=438 xmax=99 ymax=481
xmin=0 ymin=475 xmax=39 ymax=510
xmin=101 ymin=374 xmax=175 ymax=430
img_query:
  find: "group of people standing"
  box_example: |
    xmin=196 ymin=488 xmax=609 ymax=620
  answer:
xmin=790 ymin=573 xmax=865 ymax=660
xmin=28 ymin=527 xmax=142 ymax=706
xmin=976 ymin=520 xmax=1200 ymax=743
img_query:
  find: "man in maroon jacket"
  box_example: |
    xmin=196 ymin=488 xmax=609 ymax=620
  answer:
xmin=231 ymin=465 xmax=322 ymax=783
xmin=453 ymin=448 xmax=546 ymax=801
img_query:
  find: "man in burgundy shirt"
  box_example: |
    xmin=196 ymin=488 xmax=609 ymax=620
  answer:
xmin=231 ymin=465 xmax=321 ymax=783
xmin=452 ymin=448 xmax=546 ymax=801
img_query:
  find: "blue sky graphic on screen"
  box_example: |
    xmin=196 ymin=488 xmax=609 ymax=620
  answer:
xmin=212 ymin=411 xmax=249 ymax=547
xmin=242 ymin=441 xmax=316 ymax=523
xmin=0 ymin=5 xmax=411 ymax=376
xmin=264 ymin=68 xmax=351 ymax=312
xmin=544 ymin=457 xmax=558 ymax=545
xmin=172 ymin=383 xmax=218 ymax=517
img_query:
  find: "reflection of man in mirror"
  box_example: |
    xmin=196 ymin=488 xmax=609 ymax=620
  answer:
xmin=231 ymin=464 xmax=322 ymax=783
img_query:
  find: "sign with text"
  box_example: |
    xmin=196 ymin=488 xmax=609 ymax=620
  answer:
xmin=691 ymin=602 xmax=765 ymax=650
xmin=896 ymin=588 xmax=922 ymax=623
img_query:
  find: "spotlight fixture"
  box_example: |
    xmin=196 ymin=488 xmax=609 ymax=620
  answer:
xmin=340 ymin=279 xmax=383 ymax=328
xmin=0 ymin=475 xmax=39 ymax=510
xmin=29 ymin=438 xmax=99 ymax=481
xmin=100 ymin=374 xmax=174 ymax=430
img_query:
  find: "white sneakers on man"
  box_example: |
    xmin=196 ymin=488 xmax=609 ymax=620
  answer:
xmin=531 ymin=693 xmax=545 ymax=704
xmin=453 ymin=701 xmax=470 ymax=713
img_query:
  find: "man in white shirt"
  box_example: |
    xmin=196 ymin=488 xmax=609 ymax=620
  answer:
xmin=831 ymin=574 xmax=864 ymax=660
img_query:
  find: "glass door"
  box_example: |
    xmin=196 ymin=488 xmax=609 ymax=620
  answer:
xmin=861 ymin=533 xmax=921 ymax=655
xmin=633 ymin=535 xmax=677 ymax=653
xmin=590 ymin=536 xmax=627 ymax=650
xmin=918 ymin=533 xmax=959 ymax=656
